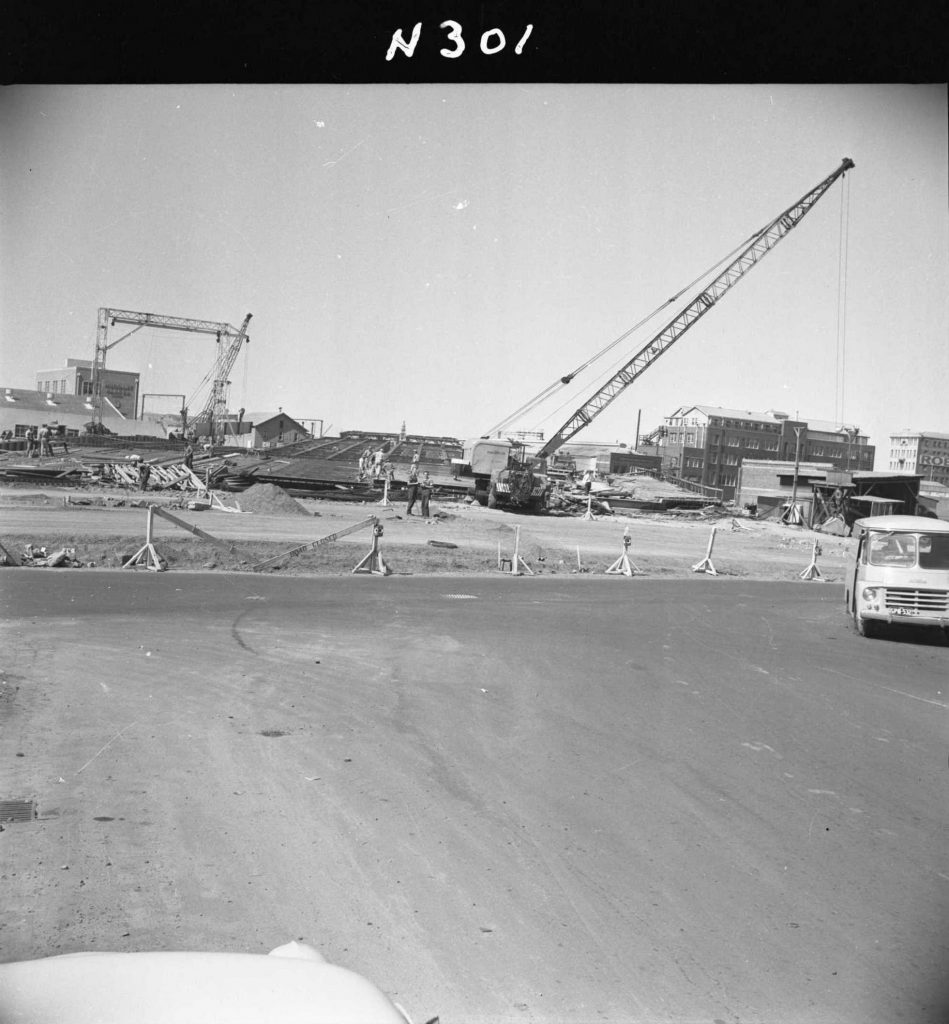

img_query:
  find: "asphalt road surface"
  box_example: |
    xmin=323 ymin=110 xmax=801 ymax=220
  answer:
xmin=1 ymin=571 xmax=947 ymax=1024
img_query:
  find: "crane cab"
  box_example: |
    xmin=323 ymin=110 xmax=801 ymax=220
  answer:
xmin=452 ymin=437 xmax=549 ymax=511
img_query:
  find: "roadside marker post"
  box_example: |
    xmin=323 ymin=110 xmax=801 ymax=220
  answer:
xmin=352 ymin=523 xmax=391 ymax=576
xmin=691 ymin=526 xmax=718 ymax=576
xmin=606 ymin=527 xmax=641 ymax=577
xmin=123 ymin=506 xmax=166 ymax=572
xmin=511 ymin=526 xmax=534 ymax=576
xmin=377 ymin=478 xmax=392 ymax=507
xmin=799 ymin=539 xmax=825 ymax=581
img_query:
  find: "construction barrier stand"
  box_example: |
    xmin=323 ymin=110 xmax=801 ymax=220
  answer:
xmin=605 ymin=528 xmax=641 ymax=577
xmin=123 ymin=506 xmax=166 ymax=572
xmin=799 ymin=540 xmax=825 ymax=581
xmin=352 ymin=524 xmax=391 ymax=576
xmin=691 ymin=526 xmax=718 ymax=576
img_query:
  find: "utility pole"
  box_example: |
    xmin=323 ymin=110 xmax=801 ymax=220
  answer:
xmin=786 ymin=426 xmax=803 ymax=525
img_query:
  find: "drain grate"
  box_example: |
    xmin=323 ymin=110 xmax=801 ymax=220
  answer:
xmin=0 ymin=799 xmax=37 ymax=823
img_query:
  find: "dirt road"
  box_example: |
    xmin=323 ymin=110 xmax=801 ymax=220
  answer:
xmin=2 ymin=572 xmax=946 ymax=1023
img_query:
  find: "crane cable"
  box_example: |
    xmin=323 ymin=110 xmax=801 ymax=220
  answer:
xmin=240 ymin=339 xmax=249 ymax=409
xmin=184 ymin=327 xmax=237 ymax=413
xmin=184 ymin=361 xmax=215 ymax=411
xmin=834 ymin=171 xmax=852 ymax=427
xmin=533 ymin=179 xmax=854 ymax=439
xmin=485 ymin=218 xmax=776 ymax=438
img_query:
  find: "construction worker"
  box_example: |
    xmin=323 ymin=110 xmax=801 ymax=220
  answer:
xmin=25 ymin=427 xmax=36 ymax=458
xmin=419 ymin=471 xmax=433 ymax=518
xmin=38 ymin=424 xmax=53 ymax=457
xmin=138 ymin=461 xmax=152 ymax=492
xmin=183 ymin=444 xmax=194 ymax=470
xmin=405 ymin=461 xmax=420 ymax=515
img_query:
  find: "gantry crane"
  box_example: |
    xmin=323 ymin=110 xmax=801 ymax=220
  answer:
xmin=91 ymin=308 xmax=252 ymax=441
xmin=461 ymin=158 xmax=854 ymax=510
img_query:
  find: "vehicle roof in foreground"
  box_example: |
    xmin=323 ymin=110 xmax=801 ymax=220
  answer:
xmin=855 ymin=515 xmax=949 ymax=533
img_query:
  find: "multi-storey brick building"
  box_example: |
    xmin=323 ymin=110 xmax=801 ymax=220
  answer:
xmin=888 ymin=431 xmax=949 ymax=487
xmin=652 ymin=404 xmax=875 ymax=500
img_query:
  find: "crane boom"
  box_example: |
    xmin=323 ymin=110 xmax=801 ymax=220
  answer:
xmin=536 ymin=157 xmax=854 ymax=460
xmin=194 ymin=313 xmax=253 ymax=438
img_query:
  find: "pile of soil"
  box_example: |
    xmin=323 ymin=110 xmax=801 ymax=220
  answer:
xmin=233 ymin=482 xmax=310 ymax=516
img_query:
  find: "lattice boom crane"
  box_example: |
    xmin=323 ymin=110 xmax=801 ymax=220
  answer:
xmin=534 ymin=157 xmax=855 ymax=460
xmin=194 ymin=313 xmax=252 ymax=432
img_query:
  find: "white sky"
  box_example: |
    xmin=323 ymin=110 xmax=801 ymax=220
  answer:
xmin=1 ymin=84 xmax=946 ymax=464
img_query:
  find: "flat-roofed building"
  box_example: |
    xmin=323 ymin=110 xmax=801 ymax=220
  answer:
xmin=35 ymin=359 xmax=140 ymax=417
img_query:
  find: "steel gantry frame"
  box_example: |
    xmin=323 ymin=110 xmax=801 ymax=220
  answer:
xmin=92 ymin=308 xmax=252 ymax=439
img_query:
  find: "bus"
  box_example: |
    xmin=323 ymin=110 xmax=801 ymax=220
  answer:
xmin=845 ymin=515 xmax=949 ymax=639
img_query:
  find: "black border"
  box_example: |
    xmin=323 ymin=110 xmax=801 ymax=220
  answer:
xmin=3 ymin=0 xmax=947 ymax=85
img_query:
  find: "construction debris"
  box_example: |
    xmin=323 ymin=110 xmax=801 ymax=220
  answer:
xmin=17 ymin=544 xmax=83 ymax=568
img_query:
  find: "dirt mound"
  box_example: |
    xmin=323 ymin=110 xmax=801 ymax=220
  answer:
xmin=234 ymin=482 xmax=310 ymax=516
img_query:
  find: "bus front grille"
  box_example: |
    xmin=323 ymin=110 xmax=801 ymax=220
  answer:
xmin=885 ymin=588 xmax=949 ymax=613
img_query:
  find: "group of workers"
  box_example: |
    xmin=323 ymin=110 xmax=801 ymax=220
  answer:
xmin=405 ymin=457 xmax=434 ymax=517
xmin=355 ymin=447 xmax=436 ymax=517
xmin=15 ymin=424 xmax=67 ymax=457
xmin=358 ymin=447 xmax=387 ymax=480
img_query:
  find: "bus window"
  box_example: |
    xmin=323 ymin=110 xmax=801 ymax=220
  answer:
xmin=867 ymin=532 xmax=916 ymax=567
xmin=918 ymin=534 xmax=949 ymax=570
